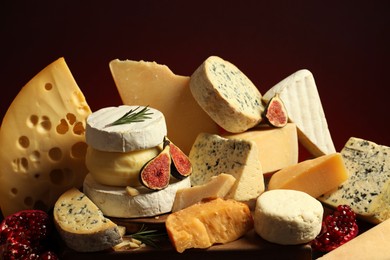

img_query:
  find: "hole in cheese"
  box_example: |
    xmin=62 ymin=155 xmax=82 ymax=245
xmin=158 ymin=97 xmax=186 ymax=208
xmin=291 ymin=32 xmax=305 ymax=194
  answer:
xmin=39 ymin=116 xmax=52 ymax=132
xmin=56 ymin=118 xmax=69 ymax=134
xmin=24 ymin=196 xmax=33 ymax=206
xmin=30 ymin=150 xmax=40 ymax=162
xmin=50 ymin=168 xmax=68 ymax=185
xmin=49 ymin=147 xmax=62 ymax=161
xmin=44 ymin=83 xmax=53 ymax=91
xmin=18 ymin=136 xmax=30 ymax=149
xmin=19 ymin=157 xmax=29 ymax=172
xmin=34 ymin=173 xmax=41 ymax=179
xmin=11 ymin=187 xmax=17 ymax=195
xmin=66 ymin=113 xmax=76 ymax=125
xmin=72 ymin=121 xmax=85 ymax=135
xmin=29 ymin=115 xmax=39 ymax=127
xmin=71 ymin=142 xmax=87 ymax=159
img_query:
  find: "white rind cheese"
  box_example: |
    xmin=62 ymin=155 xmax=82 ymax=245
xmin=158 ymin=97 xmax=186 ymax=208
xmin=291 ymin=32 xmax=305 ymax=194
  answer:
xmin=83 ymin=174 xmax=191 ymax=218
xmin=189 ymin=133 xmax=264 ymax=204
xmin=319 ymin=137 xmax=390 ymax=223
xmin=262 ymin=69 xmax=335 ymax=157
xmin=254 ymin=189 xmax=323 ymax=245
xmin=86 ymin=105 xmax=167 ymax=153
xmin=190 ymin=56 xmax=264 ymax=133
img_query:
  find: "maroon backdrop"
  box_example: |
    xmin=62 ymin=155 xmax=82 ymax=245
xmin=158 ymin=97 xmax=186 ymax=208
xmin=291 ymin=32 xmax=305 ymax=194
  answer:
xmin=1 ymin=1 xmax=389 ymax=152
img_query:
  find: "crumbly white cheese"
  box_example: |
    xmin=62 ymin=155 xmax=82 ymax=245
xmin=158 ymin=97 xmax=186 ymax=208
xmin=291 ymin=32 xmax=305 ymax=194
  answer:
xmin=86 ymin=105 xmax=167 ymax=152
xmin=83 ymin=174 xmax=191 ymax=218
xmin=262 ymin=69 xmax=336 ymax=157
xmin=254 ymin=189 xmax=323 ymax=245
xmin=189 ymin=56 xmax=264 ymax=133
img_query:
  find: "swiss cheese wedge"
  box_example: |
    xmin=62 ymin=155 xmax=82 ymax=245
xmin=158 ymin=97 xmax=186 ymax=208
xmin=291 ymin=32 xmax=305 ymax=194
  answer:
xmin=109 ymin=59 xmax=219 ymax=155
xmin=0 ymin=58 xmax=91 ymax=217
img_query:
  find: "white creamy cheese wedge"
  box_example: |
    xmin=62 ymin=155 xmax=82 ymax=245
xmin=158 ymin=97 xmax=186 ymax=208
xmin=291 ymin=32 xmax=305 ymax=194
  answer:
xmin=0 ymin=58 xmax=91 ymax=217
xmin=109 ymin=59 xmax=219 ymax=155
xmin=86 ymin=105 xmax=166 ymax=152
xmin=319 ymin=137 xmax=390 ymax=223
xmin=189 ymin=133 xmax=264 ymax=204
xmin=262 ymin=69 xmax=336 ymax=157
xmin=190 ymin=56 xmax=264 ymax=133
xmin=83 ymin=174 xmax=191 ymax=218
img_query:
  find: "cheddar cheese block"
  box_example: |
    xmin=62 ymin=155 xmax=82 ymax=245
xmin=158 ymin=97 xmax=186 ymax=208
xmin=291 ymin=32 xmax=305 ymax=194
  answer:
xmin=0 ymin=58 xmax=91 ymax=217
xmin=189 ymin=133 xmax=264 ymax=204
xmin=319 ymin=137 xmax=390 ymax=223
xmin=109 ymin=59 xmax=219 ymax=155
xmin=54 ymin=188 xmax=123 ymax=252
xmin=166 ymin=198 xmax=253 ymax=253
xmin=268 ymin=153 xmax=348 ymax=198
xmin=172 ymin=173 xmax=236 ymax=212
xmin=224 ymin=123 xmax=298 ymax=174
xmin=83 ymin=174 xmax=191 ymax=218
xmin=262 ymin=69 xmax=336 ymax=157
xmin=189 ymin=56 xmax=264 ymax=133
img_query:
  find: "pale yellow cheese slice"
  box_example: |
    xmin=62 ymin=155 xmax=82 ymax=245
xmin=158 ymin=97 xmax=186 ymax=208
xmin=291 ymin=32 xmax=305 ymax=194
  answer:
xmin=224 ymin=123 xmax=298 ymax=174
xmin=109 ymin=59 xmax=219 ymax=155
xmin=268 ymin=153 xmax=348 ymax=198
xmin=262 ymin=69 xmax=336 ymax=157
xmin=0 ymin=58 xmax=91 ymax=217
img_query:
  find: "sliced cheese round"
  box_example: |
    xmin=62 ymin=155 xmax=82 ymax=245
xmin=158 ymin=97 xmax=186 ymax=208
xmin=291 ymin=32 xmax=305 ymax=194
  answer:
xmin=254 ymin=189 xmax=323 ymax=245
xmin=189 ymin=56 xmax=263 ymax=133
xmin=86 ymin=105 xmax=167 ymax=152
xmin=83 ymin=174 xmax=191 ymax=218
xmin=85 ymin=145 xmax=162 ymax=187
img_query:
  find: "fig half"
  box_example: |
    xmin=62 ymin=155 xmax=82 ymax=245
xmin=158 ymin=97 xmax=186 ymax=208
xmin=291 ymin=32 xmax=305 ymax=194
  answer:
xmin=263 ymin=93 xmax=288 ymax=127
xmin=164 ymin=137 xmax=192 ymax=179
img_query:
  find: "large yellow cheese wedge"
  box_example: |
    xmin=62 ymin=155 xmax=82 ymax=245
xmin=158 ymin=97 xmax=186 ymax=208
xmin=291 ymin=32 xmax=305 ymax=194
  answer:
xmin=0 ymin=58 xmax=91 ymax=217
xmin=224 ymin=123 xmax=298 ymax=174
xmin=268 ymin=153 xmax=348 ymax=198
xmin=109 ymin=59 xmax=220 ymax=155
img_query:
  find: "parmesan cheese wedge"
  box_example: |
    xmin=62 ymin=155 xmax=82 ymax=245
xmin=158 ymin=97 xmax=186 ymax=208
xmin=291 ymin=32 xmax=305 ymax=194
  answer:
xmin=262 ymin=69 xmax=336 ymax=157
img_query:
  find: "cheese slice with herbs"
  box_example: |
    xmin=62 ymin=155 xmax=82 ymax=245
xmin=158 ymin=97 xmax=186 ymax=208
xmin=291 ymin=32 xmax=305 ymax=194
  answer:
xmin=109 ymin=59 xmax=219 ymax=155
xmin=262 ymin=69 xmax=335 ymax=157
xmin=0 ymin=58 xmax=91 ymax=217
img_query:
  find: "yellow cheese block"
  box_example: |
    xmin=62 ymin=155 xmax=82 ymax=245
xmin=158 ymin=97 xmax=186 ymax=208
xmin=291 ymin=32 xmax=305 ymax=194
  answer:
xmin=0 ymin=58 xmax=91 ymax=217
xmin=166 ymin=198 xmax=253 ymax=253
xmin=109 ymin=59 xmax=219 ymax=155
xmin=268 ymin=153 xmax=348 ymax=198
xmin=224 ymin=123 xmax=298 ymax=174
xmin=317 ymin=218 xmax=390 ymax=259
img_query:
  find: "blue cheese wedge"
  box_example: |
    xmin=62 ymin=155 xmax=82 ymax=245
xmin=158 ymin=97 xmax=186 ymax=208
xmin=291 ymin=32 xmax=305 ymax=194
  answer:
xmin=189 ymin=56 xmax=264 ymax=133
xmin=319 ymin=137 xmax=390 ymax=223
xmin=86 ymin=105 xmax=167 ymax=152
xmin=262 ymin=69 xmax=336 ymax=157
xmin=189 ymin=133 xmax=264 ymax=205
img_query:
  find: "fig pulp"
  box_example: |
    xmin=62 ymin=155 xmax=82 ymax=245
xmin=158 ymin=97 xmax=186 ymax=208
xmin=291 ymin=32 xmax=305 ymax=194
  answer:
xmin=263 ymin=94 xmax=288 ymax=127
xmin=139 ymin=140 xmax=171 ymax=190
xmin=164 ymin=137 xmax=192 ymax=179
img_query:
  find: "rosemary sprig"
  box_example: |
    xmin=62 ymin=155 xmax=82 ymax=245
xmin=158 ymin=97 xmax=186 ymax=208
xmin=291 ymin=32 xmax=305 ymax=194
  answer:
xmin=126 ymin=225 xmax=167 ymax=248
xmin=105 ymin=106 xmax=153 ymax=128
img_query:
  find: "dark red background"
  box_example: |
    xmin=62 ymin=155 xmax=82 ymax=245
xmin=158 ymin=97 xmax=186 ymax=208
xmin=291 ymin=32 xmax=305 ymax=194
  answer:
xmin=1 ymin=1 xmax=389 ymax=152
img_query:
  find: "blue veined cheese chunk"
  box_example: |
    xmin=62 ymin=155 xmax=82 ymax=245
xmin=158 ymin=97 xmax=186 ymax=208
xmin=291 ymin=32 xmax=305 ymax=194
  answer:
xmin=319 ymin=137 xmax=390 ymax=223
xmin=189 ymin=56 xmax=264 ymax=133
xmin=189 ymin=133 xmax=264 ymax=204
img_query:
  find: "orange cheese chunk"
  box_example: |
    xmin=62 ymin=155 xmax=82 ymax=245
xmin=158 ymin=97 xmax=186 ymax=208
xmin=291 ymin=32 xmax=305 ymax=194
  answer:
xmin=166 ymin=198 xmax=253 ymax=253
xmin=268 ymin=153 xmax=348 ymax=198
xmin=224 ymin=123 xmax=298 ymax=174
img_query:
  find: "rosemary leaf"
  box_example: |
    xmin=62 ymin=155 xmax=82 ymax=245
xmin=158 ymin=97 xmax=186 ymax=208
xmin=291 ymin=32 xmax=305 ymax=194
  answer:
xmin=105 ymin=106 xmax=153 ymax=128
xmin=126 ymin=225 xmax=167 ymax=249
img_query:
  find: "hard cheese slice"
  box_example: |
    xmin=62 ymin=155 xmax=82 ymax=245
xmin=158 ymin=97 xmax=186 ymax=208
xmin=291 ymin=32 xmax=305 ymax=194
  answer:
xmin=109 ymin=59 xmax=219 ymax=155
xmin=0 ymin=58 xmax=91 ymax=217
xmin=319 ymin=137 xmax=390 ymax=223
xmin=262 ymin=69 xmax=336 ymax=157
xmin=224 ymin=123 xmax=298 ymax=174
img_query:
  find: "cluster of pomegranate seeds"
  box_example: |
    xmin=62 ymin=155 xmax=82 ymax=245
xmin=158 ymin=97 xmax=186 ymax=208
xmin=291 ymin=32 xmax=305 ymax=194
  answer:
xmin=311 ymin=205 xmax=359 ymax=252
xmin=0 ymin=209 xmax=58 ymax=260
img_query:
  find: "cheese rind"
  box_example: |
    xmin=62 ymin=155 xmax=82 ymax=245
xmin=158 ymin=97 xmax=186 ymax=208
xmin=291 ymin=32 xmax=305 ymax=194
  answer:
xmin=262 ymin=69 xmax=335 ymax=156
xmin=189 ymin=133 xmax=264 ymax=203
xmin=319 ymin=137 xmax=390 ymax=223
xmin=166 ymin=198 xmax=253 ymax=253
xmin=109 ymin=59 xmax=219 ymax=155
xmin=254 ymin=189 xmax=323 ymax=245
xmin=0 ymin=58 xmax=91 ymax=217
xmin=189 ymin=56 xmax=263 ymax=133
xmin=268 ymin=153 xmax=348 ymax=198
xmin=83 ymin=174 xmax=191 ymax=218
xmin=224 ymin=123 xmax=298 ymax=174
xmin=86 ymin=105 xmax=166 ymax=153
xmin=53 ymin=188 xmax=122 ymax=252
xmin=172 ymin=173 xmax=236 ymax=212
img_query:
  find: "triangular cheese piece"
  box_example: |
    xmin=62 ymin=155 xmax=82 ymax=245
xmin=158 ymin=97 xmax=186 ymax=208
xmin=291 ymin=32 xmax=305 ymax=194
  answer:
xmin=0 ymin=58 xmax=91 ymax=217
xmin=262 ymin=69 xmax=336 ymax=157
xmin=109 ymin=59 xmax=219 ymax=155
